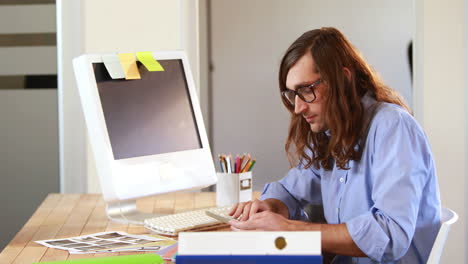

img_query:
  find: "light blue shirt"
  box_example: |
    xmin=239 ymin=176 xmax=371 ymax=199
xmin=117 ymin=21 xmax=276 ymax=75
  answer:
xmin=260 ymin=95 xmax=441 ymax=264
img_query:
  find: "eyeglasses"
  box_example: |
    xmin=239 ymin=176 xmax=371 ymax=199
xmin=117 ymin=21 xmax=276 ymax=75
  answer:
xmin=281 ymin=79 xmax=321 ymax=106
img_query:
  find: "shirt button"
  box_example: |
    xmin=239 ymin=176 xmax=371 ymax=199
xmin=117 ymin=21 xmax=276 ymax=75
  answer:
xmin=339 ymin=177 xmax=344 ymax=183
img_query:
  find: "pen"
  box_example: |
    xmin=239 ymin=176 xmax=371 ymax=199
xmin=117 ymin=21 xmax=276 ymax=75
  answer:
xmin=221 ymin=155 xmax=228 ymax=173
xmin=218 ymin=155 xmax=224 ymax=172
xmin=227 ymin=154 xmax=232 ymax=173
xmin=229 ymin=154 xmax=234 ymax=173
xmin=224 ymin=155 xmax=229 ymax=173
xmin=226 ymin=154 xmax=232 ymax=173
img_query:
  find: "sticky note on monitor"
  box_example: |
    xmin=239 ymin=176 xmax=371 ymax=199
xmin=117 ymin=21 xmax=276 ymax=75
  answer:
xmin=102 ymin=54 xmax=126 ymax=79
xmin=118 ymin=53 xmax=141 ymax=80
xmin=136 ymin=51 xmax=165 ymax=71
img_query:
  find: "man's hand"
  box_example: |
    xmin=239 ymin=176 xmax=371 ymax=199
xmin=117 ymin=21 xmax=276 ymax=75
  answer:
xmin=230 ymin=202 xmax=366 ymax=257
xmin=229 ymin=211 xmax=294 ymax=231
xmin=229 ymin=199 xmax=272 ymax=221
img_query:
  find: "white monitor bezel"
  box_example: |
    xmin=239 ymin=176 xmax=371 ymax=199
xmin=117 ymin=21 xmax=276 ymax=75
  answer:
xmin=73 ymin=51 xmax=217 ymax=203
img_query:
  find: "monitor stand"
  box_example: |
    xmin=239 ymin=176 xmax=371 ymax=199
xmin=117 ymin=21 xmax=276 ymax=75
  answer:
xmin=106 ymin=200 xmax=165 ymax=225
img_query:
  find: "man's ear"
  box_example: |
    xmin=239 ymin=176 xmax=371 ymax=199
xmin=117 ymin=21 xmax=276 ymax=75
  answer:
xmin=343 ymin=67 xmax=352 ymax=81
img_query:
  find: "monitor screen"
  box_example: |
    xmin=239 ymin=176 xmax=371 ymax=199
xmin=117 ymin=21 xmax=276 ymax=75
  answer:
xmin=92 ymin=60 xmax=202 ymax=160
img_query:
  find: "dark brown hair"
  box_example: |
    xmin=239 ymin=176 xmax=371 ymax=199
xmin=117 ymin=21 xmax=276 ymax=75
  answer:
xmin=279 ymin=27 xmax=410 ymax=170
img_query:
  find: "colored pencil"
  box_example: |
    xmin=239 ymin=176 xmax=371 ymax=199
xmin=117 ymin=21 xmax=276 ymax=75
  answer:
xmin=247 ymin=159 xmax=256 ymax=171
xmin=240 ymin=154 xmax=251 ymax=172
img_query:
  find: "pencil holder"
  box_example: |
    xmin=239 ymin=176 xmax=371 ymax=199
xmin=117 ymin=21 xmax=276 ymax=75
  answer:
xmin=216 ymin=171 xmax=253 ymax=207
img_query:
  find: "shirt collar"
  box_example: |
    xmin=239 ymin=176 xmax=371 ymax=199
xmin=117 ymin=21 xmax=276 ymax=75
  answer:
xmin=361 ymin=91 xmax=378 ymax=111
xmin=323 ymin=92 xmax=376 ymax=137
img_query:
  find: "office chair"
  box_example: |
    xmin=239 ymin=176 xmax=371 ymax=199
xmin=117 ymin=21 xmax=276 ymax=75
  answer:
xmin=426 ymin=207 xmax=459 ymax=264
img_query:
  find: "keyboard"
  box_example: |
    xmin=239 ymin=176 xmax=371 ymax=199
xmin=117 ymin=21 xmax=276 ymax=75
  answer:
xmin=144 ymin=206 xmax=236 ymax=236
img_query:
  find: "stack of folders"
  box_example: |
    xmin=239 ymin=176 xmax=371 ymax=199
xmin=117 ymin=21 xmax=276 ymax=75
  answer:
xmin=218 ymin=153 xmax=256 ymax=173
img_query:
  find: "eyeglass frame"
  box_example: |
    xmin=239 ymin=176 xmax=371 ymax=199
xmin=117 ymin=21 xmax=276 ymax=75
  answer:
xmin=281 ymin=79 xmax=322 ymax=106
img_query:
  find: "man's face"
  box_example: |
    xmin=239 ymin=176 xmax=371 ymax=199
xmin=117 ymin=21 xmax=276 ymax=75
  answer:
xmin=285 ymin=53 xmax=327 ymax=133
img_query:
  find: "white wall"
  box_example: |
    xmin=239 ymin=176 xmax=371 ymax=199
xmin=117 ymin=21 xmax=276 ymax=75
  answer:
xmin=414 ymin=0 xmax=466 ymax=262
xmin=210 ymin=0 xmax=413 ymax=190
xmin=58 ymin=0 xmax=201 ymax=193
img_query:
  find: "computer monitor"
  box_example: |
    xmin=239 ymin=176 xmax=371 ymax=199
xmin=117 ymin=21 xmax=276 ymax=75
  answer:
xmin=72 ymin=51 xmax=217 ymax=224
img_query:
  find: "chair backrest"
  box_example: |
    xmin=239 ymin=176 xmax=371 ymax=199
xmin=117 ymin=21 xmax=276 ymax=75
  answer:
xmin=426 ymin=207 xmax=459 ymax=264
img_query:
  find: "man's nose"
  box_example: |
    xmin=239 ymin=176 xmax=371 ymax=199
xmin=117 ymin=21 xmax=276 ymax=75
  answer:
xmin=294 ymin=96 xmax=307 ymax=114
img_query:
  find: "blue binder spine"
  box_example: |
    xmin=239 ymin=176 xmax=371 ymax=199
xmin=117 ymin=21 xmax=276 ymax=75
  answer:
xmin=176 ymin=255 xmax=322 ymax=264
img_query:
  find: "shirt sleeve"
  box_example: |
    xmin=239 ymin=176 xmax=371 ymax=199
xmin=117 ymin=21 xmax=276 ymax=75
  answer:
xmin=346 ymin=108 xmax=435 ymax=262
xmin=260 ymin=164 xmax=322 ymax=220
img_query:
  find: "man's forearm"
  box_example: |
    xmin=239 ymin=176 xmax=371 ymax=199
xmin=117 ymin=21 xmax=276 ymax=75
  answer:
xmin=257 ymin=199 xmax=366 ymax=257
xmin=290 ymin=221 xmax=367 ymax=257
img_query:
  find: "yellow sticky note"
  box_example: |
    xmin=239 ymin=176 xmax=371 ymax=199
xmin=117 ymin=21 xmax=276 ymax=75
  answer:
xmin=136 ymin=51 xmax=165 ymax=71
xmin=118 ymin=53 xmax=141 ymax=80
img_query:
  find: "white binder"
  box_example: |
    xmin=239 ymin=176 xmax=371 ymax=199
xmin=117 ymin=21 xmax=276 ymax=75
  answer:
xmin=178 ymin=231 xmax=321 ymax=255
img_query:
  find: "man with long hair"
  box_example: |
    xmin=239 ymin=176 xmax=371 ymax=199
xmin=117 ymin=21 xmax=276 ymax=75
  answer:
xmin=229 ymin=27 xmax=441 ymax=263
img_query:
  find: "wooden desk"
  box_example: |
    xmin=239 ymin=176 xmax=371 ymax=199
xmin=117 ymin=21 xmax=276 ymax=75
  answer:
xmin=0 ymin=192 xmax=260 ymax=264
